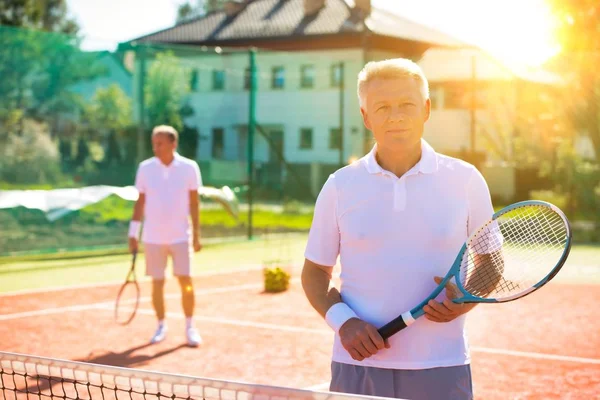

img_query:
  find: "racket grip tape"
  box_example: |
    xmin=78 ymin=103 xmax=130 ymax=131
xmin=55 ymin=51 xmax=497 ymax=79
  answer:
xmin=377 ymin=312 xmax=415 ymax=340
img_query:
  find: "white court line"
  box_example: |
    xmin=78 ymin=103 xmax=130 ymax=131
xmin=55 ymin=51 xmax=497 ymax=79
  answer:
xmin=303 ymin=383 xmax=331 ymax=391
xmin=103 ymin=305 xmax=600 ymax=366
xmin=3 ymin=277 xmax=599 ymax=366
xmin=103 ymin=306 xmax=330 ymax=335
xmin=0 ymin=280 xmax=287 ymax=321
xmin=469 ymin=346 xmax=600 ymax=365
xmin=0 ymin=264 xmax=268 ymax=298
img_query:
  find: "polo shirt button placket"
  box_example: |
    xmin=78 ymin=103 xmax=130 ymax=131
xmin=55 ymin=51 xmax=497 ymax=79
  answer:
xmin=393 ymin=178 xmax=407 ymax=211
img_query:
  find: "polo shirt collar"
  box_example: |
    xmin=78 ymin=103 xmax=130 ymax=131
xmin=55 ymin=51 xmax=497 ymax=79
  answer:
xmin=155 ymin=152 xmax=182 ymax=168
xmin=363 ymin=139 xmax=438 ymax=175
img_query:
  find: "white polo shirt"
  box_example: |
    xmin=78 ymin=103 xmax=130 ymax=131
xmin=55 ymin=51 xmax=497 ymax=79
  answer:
xmin=134 ymin=153 xmax=202 ymax=245
xmin=304 ymin=139 xmax=494 ymax=370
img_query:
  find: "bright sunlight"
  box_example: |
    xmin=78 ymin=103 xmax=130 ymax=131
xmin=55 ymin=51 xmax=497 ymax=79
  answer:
xmin=377 ymin=0 xmax=561 ymax=71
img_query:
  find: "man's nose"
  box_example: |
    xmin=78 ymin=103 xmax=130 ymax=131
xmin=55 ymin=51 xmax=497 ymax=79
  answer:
xmin=388 ymin=107 xmax=406 ymax=123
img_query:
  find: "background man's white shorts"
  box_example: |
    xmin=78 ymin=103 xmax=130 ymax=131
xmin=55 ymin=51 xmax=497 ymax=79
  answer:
xmin=144 ymin=242 xmax=191 ymax=279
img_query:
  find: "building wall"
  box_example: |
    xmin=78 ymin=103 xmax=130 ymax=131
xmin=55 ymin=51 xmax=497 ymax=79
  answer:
xmin=176 ymin=48 xmax=367 ymax=165
xmin=132 ymin=45 xmax=576 ymax=201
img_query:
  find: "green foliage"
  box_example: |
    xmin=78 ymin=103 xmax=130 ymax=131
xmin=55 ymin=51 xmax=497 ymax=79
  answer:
xmin=176 ymin=0 xmax=230 ymax=22
xmin=529 ymin=190 xmax=569 ymax=211
xmin=145 ymin=51 xmax=190 ymax=133
xmin=84 ymin=84 xmax=133 ymax=135
xmin=0 ymin=194 xmax=314 ymax=254
xmin=547 ymin=0 xmax=600 ymax=158
xmin=0 ymin=25 xmax=103 ymax=134
xmin=535 ymin=139 xmax=600 ymax=221
xmin=263 ymin=266 xmax=291 ymax=293
xmin=0 ymin=0 xmax=79 ymax=34
xmin=0 ymin=121 xmax=64 ymax=184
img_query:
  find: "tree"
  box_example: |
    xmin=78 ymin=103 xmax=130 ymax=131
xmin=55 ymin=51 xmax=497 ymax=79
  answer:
xmin=177 ymin=2 xmax=198 ymax=22
xmin=0 ymin=26 xmax=103 ymax=135
xmin=0 ymin=0 xmax=79 ymax=34
xmin=82 ymin=84 xmax=133 ymax=166
xmin=547 ymin=0 xmax=599 ymax=159
xmin=144 ymin=52 xmax=190 ymax=133
xmin=176 ymin=0 xmax=230 ymax=23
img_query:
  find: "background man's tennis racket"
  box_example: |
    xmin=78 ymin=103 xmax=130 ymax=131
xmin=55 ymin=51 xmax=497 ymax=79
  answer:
xmin=114 ymin=251 xmax=140 ymax=325
xmin=378 ymin=200 xmax=572 ymax=340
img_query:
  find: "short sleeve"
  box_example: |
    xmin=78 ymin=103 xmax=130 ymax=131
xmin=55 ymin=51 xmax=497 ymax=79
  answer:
xmin=134 ymin=165 xmax=146 ymax=194
xmin=466 ymin=167 xmax=494 ymax=236
xmin=189 ymin=162 xmax=202 ymax=191
xmin=304 ymin=175 xmax=340 ymax=267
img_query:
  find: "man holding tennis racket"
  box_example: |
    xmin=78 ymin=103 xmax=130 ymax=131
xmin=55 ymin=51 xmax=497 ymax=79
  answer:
xmin=302 ymin=59 xmax=494 ymax=399
xmin=129 ymin=125 xmax=203 ymax=347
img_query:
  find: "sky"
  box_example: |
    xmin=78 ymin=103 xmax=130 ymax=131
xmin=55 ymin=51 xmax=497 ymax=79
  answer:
xmin=66 ymin=0 xmax=560 ymax=71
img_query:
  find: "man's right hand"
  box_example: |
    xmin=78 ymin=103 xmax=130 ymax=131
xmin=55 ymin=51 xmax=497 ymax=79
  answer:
xmin=339 ymin=318 xmax=389 ymax=361
xmin=128 ymin=237 xmax=138 ymax=254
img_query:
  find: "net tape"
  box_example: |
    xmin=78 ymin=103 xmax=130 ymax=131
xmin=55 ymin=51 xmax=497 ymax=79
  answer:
xmin=0 ymin=351 xmax=396 ymax=400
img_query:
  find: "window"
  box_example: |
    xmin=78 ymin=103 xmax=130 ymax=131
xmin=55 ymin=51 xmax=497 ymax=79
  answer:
xmin=212 ymin=70 xmax=225 ymax=90
xmin=272 ymin=66 xmax=284 ymax=89
xmin=299 ymin=128 xmax=313 ymax=149
xmin=190 ymin=69 xmax=199 ymax=92
xmin=329 ymin=128 xmax=341 ymax=149
xmin=330 ymin=63 xmax=342 ymax=87
xmin=300 ymin=65 xmax=315 ymax=88
xmin=212 ymin=128 xmax=224 ymax=159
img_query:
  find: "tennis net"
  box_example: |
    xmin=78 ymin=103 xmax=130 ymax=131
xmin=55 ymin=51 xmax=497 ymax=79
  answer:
xmin=0 ymin=351 xmax=390 ymax=400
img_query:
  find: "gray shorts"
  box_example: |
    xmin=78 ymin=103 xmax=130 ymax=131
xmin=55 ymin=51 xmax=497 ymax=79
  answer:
xmin=144 ymin=242 xmax=192 ymax=279
xmin=330 ymin=362 xmax=473 ymax=400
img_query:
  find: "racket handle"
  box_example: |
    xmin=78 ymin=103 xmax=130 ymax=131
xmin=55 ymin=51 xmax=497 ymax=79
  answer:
xmin=377 ymin=312 xmax=413 ymax=339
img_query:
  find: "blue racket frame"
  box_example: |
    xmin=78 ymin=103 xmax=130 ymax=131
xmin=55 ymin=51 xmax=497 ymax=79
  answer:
xmin=377 ymin=200 xmax=572 ymax=340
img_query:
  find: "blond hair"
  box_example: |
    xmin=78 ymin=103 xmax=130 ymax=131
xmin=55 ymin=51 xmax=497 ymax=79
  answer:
xmin=152 ymin=125 xmax=178 ymax=142
xmin=357 ymin=58 xmax=429 ymax=109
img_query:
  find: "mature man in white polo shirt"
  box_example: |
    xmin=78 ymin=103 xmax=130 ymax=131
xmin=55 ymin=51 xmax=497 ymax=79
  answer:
xmin=129 ymin=125 xmax=203 ymax=347
xmin=302 ymin=59 xmax=494 ymax=399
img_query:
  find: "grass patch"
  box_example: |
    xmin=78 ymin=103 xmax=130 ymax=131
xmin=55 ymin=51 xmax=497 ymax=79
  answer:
xmin=0 ymin=196 xmax=314 ymax=256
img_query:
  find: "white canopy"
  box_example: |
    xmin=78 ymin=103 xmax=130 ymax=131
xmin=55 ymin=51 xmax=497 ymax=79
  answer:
xmin=0 ymin=185 xmax=239 ymax=221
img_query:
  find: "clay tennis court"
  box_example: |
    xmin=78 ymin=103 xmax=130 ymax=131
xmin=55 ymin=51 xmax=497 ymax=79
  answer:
xmin=1 ymin=257 xmax=599 ymax=400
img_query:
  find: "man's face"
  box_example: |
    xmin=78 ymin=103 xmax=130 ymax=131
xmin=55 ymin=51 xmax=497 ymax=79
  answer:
xmin=151 ymin=133 xmax=177 ymax=160
xmin=360 ymin=77 xmax=431 ymax=154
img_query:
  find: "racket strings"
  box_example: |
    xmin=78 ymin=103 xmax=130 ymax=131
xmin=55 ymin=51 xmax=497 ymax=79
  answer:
xmin=460 ymin=205 xmax=568 ymax=300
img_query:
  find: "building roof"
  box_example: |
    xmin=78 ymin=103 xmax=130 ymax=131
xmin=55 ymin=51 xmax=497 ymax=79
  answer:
xmin=130 ymin=0 xmax=466 ymax=48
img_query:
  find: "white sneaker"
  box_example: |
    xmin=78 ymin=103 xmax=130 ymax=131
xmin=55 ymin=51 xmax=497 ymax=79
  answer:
xmin=186 ymin=327 xmax=202 ymax=347
xmin=150 ymin=324 xmax=168 ymax=344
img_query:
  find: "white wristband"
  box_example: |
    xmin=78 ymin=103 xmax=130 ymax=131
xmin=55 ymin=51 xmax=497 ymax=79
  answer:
xmin=128 ymin=221 xmax=141 ymax=238
xmin=325 ymin=302 xmax=358 ymax=333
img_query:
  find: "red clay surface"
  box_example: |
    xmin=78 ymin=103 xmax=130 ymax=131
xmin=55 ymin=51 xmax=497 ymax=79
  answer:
xmin=1 ymin=267 xmax=599 ymax=399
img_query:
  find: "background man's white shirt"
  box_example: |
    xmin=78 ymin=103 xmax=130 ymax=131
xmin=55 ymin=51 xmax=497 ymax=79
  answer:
xmin=135 ymin=153 xmax=202 ymax=245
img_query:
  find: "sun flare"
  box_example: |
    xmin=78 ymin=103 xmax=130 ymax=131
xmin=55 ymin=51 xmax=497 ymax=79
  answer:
xmin=379 ymin=0 xmax=561 ymax=71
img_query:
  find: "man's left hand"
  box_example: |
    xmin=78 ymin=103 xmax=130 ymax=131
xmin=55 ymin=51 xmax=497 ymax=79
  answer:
xmin=423 ymin=276 xmax=474 ymax=323
xmin=193 ymin=237 xmax=202 ymax=252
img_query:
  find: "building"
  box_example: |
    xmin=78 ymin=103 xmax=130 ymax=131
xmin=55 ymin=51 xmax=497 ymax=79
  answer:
xmin=126 ymin=0 xmax=560 ymax=202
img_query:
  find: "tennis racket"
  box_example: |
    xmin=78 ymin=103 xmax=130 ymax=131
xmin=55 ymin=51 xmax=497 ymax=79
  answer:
xmin=377 ymin=200 xmax=572 ymax=340
xmin=114 ymin=251 xmax=140 ymax=325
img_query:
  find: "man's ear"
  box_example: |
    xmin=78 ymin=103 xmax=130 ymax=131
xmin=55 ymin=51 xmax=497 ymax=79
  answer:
xmin=360 ymin=107 xmax=371 ymax=131
xmin=424 ymin=98 xmax=431 ymax=122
